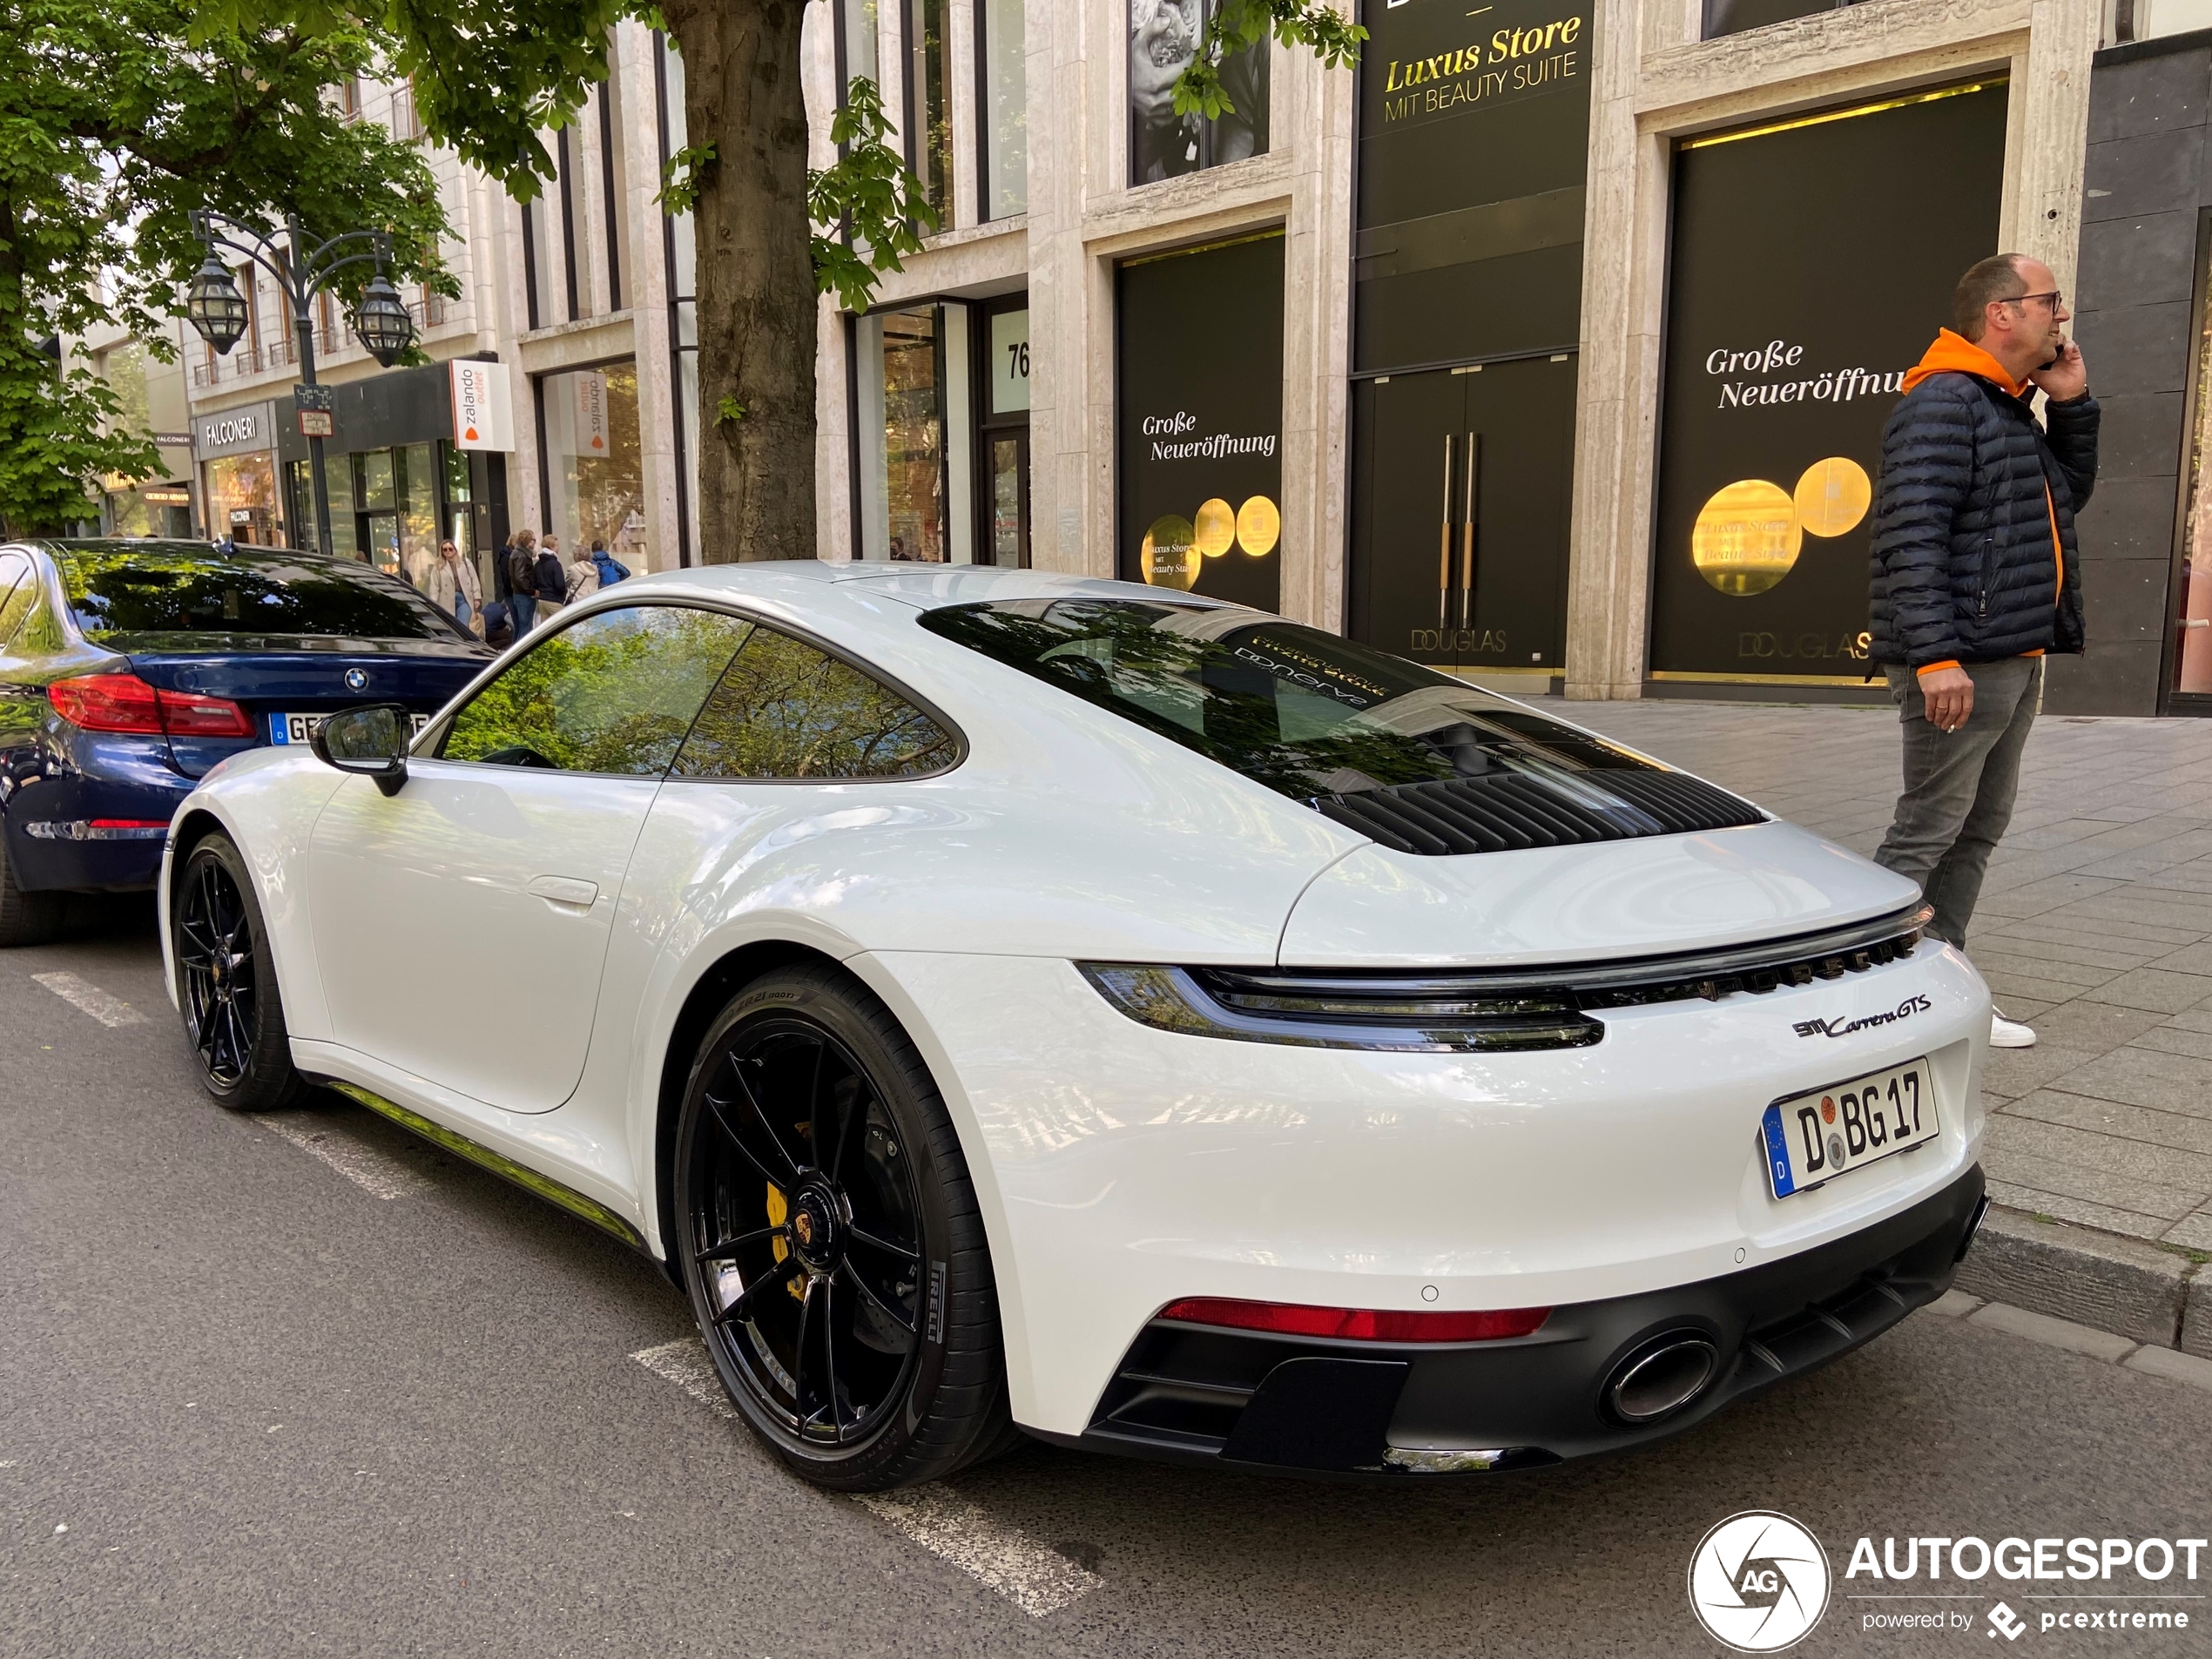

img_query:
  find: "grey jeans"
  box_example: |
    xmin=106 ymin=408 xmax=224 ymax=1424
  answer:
xmin=1872 ymin=656 xmax=2043 ymax=949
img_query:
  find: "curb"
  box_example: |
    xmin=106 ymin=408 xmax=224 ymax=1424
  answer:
xmin=1951 ymin=1204 xmax=2209 ymax=1356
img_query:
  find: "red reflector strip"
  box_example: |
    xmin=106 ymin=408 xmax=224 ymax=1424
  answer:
xmin=1157 ymin=1297 xmax=1550 ymax=1343
xmin=88 ymin=819 xmax=172 ymax=830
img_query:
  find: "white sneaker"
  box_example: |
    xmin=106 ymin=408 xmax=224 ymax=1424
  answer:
xmin=1990 ymin=1009 xmax=2037 ymax=1049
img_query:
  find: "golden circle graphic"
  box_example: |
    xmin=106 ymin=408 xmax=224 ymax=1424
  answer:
xmin=1193 ymin=498 xmax=1237 ymax=558
xmin=1691 ymin=479 xmax=1801 ymax=596
xmin=1236 ymin=495 xmax=1281 ymax=557
xmin=1794 ymin=456 xmax=1872 ymax=539
xmin=1140 ymin=515 xmax=1200 ymax=590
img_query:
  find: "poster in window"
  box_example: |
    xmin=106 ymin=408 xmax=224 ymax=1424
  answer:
xmin=1648 ymin=83 xmax=2007 ymax=680
xmin=1117 ymin=234 xmax=1283 ymax=611
xmin=1128 ymin=0 xmax=1268 ymax=185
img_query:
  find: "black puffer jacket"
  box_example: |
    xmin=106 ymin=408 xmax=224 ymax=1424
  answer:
xmin=1868 ymin=374 xmax=2095 ymax=671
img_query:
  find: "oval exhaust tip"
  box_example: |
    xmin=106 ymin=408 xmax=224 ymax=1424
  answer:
xmin=1608 ymin=1334 xmax=1720 ymax=1423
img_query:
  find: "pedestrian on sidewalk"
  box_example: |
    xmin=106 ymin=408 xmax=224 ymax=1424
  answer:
xmin=532 ymin=536 xmax=570 ymax=623
xmin=565 ymin=543 xmax=601 ymax=604
xmin=504 ymin=529 xmax=541 ymax=636
xmin=590 ymin=538 xmax=630 ymax=588
xmin=424 ymin=539 xmax=483 ymax=637
xmin=1869 ymin=252 xmax=2097 ymax=1051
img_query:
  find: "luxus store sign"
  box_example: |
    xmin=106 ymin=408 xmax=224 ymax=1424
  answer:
xmin=1117 ymin=233 xmax=1284 ymax=610
xmin=1646 ymin=81 xmax=2007 ymax=683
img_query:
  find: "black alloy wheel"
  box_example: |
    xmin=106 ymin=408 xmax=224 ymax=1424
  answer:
xmin=676 ymin=967 xmax=1015 ymax=1489
xmin=173 ymin=833 xmax=307 ymax=1112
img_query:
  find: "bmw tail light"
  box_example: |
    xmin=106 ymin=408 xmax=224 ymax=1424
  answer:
xmin=1157 ymin=1298 xmax=1549 ymax=1343
xmin=48 ymin=674 xmax=164 ymax=733
xmin=156 ymin=689 xmax=254 ymax=738
xmin=49 ymin=675 xmax=253 ymax=738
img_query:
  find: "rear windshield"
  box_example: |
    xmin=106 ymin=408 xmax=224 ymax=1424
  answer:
xmin=58 ymin=543 xmax=465 ymax=641
xmin=916 ymin=598 xmax=1661 ymax=800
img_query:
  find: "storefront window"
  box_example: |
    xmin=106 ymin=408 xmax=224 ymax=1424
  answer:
xmin=104 ymin=482 xmax=192 ymax=539
xmin=978 ymin=301 xmax=1029 ymax=567
xmin=541 ymin=361 xmax=651 ymax=569
xmin=856 ymin=307 xmax=978 ymax=562
xmin=981 ymin=0 xmax=1026 ymax=218
xmin=206 ymin=453 xmax=280 ymax=545
xmin=400 ymin=441 xmax=439 ymax=588
xmin=1128 ymin=0 xmax=1267 ymax=185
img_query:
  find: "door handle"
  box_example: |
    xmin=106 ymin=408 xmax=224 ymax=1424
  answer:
xmin=527 ymin=874 xmax=599 ymax=908
xmin=1460 ymin=430 xmax=1480 ymax=634
xmin=1438 ymin=434 xmax=1455 ymax=631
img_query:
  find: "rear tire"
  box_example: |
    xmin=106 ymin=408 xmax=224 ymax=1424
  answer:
xmin=173 ymin=833 xmax=307 ymax=1113
xmin=0 ymin=837 xmax=62 ymax=948
xmin=674 ymin=965 xmax=1011 ymax=1491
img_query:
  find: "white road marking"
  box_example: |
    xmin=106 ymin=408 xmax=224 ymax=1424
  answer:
xmin=31 ymin=972 xmax=146 ymax=1028
xmin=260 ymin=1115 xmax=421 ymax=1200
xmin=631 ymin=1337 xmax=738 ymax=1420
xmin=853 ymin=1486 xmax=1104 ymax=1618
xmin=631 ymin=1335 xmax=1103 ymax=1618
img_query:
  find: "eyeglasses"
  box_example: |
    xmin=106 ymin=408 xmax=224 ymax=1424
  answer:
xmin=2005 ymin=291 xmax=2064 ymax=313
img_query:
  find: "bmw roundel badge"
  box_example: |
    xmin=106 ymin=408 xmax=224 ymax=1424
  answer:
xmin=344 ymin=668 xmax=368 ymax=691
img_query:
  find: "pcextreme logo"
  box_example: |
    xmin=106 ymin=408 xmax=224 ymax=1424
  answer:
xmin=1688 ymin=1512 xmax=1832 ymax=1652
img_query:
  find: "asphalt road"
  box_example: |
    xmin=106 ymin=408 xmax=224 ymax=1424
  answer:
xmin=3 ymin=900 xmax=2208 ymax=1659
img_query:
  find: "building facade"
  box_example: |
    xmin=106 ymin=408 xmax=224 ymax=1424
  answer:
xmin=171 ymin=0 xmax=2212 ymax=712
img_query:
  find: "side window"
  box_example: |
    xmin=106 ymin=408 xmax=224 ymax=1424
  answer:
xmin=436 ymin=604 xmax=753 ymax=775
xmin=671 ymin=623 xmax=958 ymax=780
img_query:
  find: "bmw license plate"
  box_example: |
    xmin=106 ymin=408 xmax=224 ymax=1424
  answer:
xmin=1761 ymin=1056 xmax=1938 ymax=1198
xmin=269 ymin=711 xmax=431 ymax=745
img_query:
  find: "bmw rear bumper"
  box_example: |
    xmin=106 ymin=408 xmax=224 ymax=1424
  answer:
xmin=1040 ymin=1163 xmax=1985 ymax=1479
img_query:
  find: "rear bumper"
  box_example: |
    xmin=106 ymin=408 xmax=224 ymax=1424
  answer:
xmin=1044 ymin=1162 xmax=1985 ymax=1480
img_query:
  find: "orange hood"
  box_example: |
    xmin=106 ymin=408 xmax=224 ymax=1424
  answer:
xmin=1900 ymin=328 xmax=2024 ymax=396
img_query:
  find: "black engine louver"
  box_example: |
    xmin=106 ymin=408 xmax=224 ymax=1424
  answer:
xmin=1310 ymin=770 xmax=1766 ymax=856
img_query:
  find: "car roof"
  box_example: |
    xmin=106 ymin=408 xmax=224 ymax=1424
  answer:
xmin=603 ymin=560 xmax=1244 ymax=618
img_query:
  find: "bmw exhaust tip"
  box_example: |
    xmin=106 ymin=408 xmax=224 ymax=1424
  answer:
xmin=1606 ymin=1333 xmax=1721 ymax=1423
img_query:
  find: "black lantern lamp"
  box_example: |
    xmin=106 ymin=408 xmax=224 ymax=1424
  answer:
xmin=185 ymin=253 xmax=249 ymax=354
xmin=353 ymin=273 xmax=415 ymax=368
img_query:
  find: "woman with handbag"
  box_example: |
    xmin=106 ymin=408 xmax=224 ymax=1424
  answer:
xmin=425 ymin=539 xmax=485 ymax=637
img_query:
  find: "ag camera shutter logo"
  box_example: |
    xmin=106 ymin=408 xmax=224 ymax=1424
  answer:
xmin=1688 ymin=1511 xmax=1832 ymax=1651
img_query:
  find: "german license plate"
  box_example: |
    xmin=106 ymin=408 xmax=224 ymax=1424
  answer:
xmin=1761 ymin=1056 xmax=1938 ymax=1198
xmin=269 ymin=711 xmax=431 ymax=745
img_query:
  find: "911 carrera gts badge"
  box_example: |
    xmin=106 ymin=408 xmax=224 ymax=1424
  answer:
xmin=1794 ymin=994 xmax=1931 ymax=1039
xmin=344 ymin=668 xmax=368 ymax=691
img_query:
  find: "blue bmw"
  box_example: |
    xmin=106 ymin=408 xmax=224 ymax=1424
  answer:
xmin=0 ymin=539 xmax=495 ymax=945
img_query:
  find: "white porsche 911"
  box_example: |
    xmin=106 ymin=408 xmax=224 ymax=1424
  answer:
xmin=160 ymin=563 xmax=1989 ymax=1489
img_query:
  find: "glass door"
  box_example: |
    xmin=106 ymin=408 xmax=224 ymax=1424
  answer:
xmin=1348 ymin=353 xmax=1575 ymax=678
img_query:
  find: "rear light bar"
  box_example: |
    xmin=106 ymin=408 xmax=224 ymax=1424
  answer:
xmin=48 ymin=674 xmax=253 ymax=738
xmin=1157 ymin=1297 xmax=1549 ymax=1343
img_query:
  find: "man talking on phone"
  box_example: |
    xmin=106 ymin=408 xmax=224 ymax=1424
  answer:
xmin=1868 ymin=253 xmax=2095 ymax=1050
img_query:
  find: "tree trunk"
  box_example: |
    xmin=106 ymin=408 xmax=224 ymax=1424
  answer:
xmin=662 ymin=0 xmax=817 ymax=563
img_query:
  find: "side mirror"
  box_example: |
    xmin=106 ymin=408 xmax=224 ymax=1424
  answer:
xmin=310 ymin=703 xmax=410 ymax=797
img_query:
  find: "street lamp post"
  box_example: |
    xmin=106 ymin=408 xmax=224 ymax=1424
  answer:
xmin=183 ymin=212 xmax=418 ymax=558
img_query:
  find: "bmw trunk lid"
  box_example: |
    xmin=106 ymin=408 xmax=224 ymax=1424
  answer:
xmin=117 ymin=633 xmax=492 ymax=777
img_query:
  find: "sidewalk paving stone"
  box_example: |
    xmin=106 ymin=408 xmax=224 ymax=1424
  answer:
xmin=1549 ymin=695 xmax=2212 ymax=1347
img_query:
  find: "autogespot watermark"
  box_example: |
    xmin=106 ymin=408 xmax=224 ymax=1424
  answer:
xmin=1689 ymin=1512 xmax=2208 ymax=1647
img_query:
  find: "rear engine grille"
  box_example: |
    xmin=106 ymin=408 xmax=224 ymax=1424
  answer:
xmin=1310 ymin=770 xmax=1766 ymax=856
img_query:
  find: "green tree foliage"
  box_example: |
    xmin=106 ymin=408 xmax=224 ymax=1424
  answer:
xmin=1 ymin=0 xmax=450 ymax=534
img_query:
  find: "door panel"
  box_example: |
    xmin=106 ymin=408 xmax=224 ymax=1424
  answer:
xmin=1351 ymin=355 xmax=1575 ymax=676
xmin=308 ymin=765 xmax=660 ymax=1113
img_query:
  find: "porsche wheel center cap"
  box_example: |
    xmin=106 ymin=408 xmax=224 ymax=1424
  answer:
xmin=789 ymin=1190 xmax=840 ymax=1269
